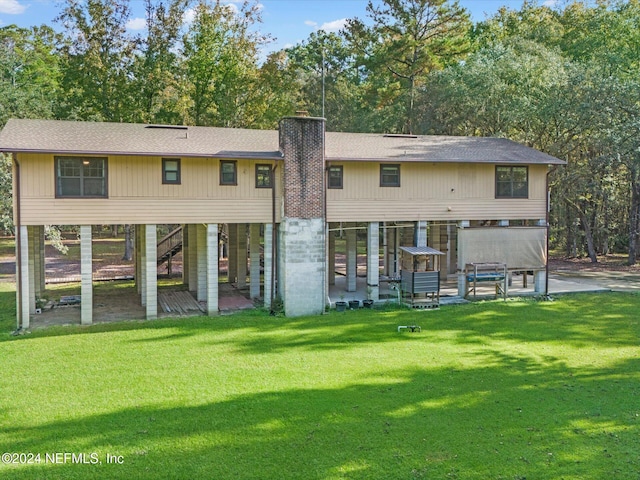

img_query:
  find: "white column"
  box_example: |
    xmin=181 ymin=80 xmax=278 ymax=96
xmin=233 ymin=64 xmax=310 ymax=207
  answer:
xmin=415 ymin=220 xmax=428 ymax=247
xmin=367 ymin=222 xmax=380 ymax=301
xmin=534 ymin=271 xmax=546 ymax=293
xmin=207 ymin=224 xmax=219 ymax=315
xmin=27 ymin=226 xmax=36 ymax=313
xmin=346 ymin=225 xmax=357 ymax=292
xmin=197 ymin=224 xmax=207 ymax=302
xmin=263 ymin=223 xmax=273 ymax=308
xmin=144 ymin=225 xmax=157 ymax=319
xmin=250 ymin=223 xmax=261 ymax=299
xmin=236 ymin=223 xmax=247 ymax=289
xmin=536 ymin=218 xmax=548 ymax=294
xmin=457 ymin=221 xmax=469 ymax=296
xmin=31 ymin=226 xmax=42 ymax=299
xmin=80 ymin=225 xmax=93 ymax=325
xmin=17 ymin=225 xmax=30 ymax=329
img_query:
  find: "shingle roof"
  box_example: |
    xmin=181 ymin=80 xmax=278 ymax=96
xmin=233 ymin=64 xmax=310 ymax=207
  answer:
xmin=0 ymin=119 xmax=282 ymax=159
xmin=0 ymin=118 xmax=565 ymax=165
xmin=325 ymin=132 xmax=565 ymax=165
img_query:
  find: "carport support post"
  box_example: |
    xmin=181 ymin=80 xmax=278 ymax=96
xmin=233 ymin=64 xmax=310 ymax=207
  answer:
xmin=249 ymin=223 xmax=260 ymax=299
xmin=535 ymin=218 xmax=547 ymax=294
xmin=206 ymin=224 xmax=219 ymax=315
xmin=17 ymin=225 xmax=30 ymax=329
xmin=27 ymin=226 xmax=37 ymax=313
xmin=144 ymin=224 xmax=157 ymax=320
xmin=197 ymin=224 xmax=207 ymax=302
xmin=263 ymin=223 xmax=273 ymax=308
xmin=367 ymin=222 xmax=380 ymax=301
xmin=457 ymin=220 xmax=470 ymax=297
xmin=415 ymin=221 xmax=428 ymax=247
xmin=346 ymin=224 xmax=357 ymax=292
xmin=30 ymin=226 xmax=44 ymax=300
xmin=80 ymin=225 xmax=93 ymax=325
xmin=140 ymin=225 xmax=147 ymax=305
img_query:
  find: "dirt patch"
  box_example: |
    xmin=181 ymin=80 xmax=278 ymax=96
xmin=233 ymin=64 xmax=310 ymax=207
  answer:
xmin=549 ymin=254 xmax=640 ymax=273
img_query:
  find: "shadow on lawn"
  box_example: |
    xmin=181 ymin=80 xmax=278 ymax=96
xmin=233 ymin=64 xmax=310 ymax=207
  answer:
xmin=1 ymin=357 xmax=639 ymax=480
xmin=4 ymin=292 xmax=640 ymax=355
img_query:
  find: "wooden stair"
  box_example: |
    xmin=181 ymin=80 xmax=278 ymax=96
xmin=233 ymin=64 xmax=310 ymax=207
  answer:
xmin=157 ymin=226 xmax=183 ymax=273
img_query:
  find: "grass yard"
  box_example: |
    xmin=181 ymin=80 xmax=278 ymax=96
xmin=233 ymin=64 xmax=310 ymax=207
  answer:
xmin=0 ymin=284 xmax=639 ymax=479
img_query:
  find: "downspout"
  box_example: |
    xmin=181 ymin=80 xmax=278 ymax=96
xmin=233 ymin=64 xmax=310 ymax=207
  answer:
xmin=322 ymin=129 xmax=328 ymax=314
xmin=13 ymin=153 xmax=22 ymax=330
xmin=270 ymin=164 xmax=277 ymax=313
xmin=545 ymin=166 xmax=557 ymax=299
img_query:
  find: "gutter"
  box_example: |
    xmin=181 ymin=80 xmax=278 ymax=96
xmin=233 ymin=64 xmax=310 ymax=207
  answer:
xmin=545 ymin=165 xmax=558 ymax=299
xmin=270 ymin=165 xmax=277 ymax=313
xmin=13 ymin=153 xmax=22 ymax=331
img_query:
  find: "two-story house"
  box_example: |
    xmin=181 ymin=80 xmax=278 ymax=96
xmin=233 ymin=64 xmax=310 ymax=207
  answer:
xmin=0 ymin=115 xmax=564 ymax=327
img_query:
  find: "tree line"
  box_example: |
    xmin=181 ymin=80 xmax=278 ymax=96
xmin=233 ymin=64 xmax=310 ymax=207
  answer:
xmin=1 ymin=0 xmax=639 ymax=263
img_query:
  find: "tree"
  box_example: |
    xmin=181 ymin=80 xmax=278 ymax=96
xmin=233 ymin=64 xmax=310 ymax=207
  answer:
xmin=0 ymin=25 xmax=61 ymax=126
xmin=345 ymin=0 xmax=471 ymax=133
xmin=181 ymin=0 xmax=269 ymax=127
xmin=56 ymin=0 xmax=137 ymax=121
xmin=285 ymin=30 xmax=363 ymax=131
xmin=131 ymin=0 xmax=190 ymax=125
xmin=251 ymin=50 xmax=299 ymax=129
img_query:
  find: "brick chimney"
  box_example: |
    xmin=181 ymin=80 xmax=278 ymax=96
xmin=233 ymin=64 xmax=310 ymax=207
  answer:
xmin=277 ymin=116 xmax=326 ymax=316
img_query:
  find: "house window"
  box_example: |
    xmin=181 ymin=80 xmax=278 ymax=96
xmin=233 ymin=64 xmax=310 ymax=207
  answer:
xmin=380 ymin=164 xmax=400 ymax=187
xmin=55 ymin=157 xmax=107 ymax=198
xmin=255 ymin=164 xmax=272 ymax=188
xmin=220 ymin=160 xmax=237 ymax=185
xmin=328 ymin=165 xmax=343 ymax=189
xmin=496 ymin=166 xmax=528 ymax=198
xmin=162 ymin=158 xmax=181 ymax=184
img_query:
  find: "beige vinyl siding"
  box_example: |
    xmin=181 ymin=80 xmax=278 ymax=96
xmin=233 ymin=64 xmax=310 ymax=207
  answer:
xmin=327 ymin=162 xmax=548 ymax=222
xmin=18 ymin=153 xmax=280 ymax=225
xmin=17 ymin=152 xmax=548 ymax=225
xmin=19 ymin=198 xmax=278 ymax=224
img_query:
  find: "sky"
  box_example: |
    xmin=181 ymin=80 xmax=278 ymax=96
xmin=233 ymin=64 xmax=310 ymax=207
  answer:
xmin=0 ymin=0 xmax=560 ymax=54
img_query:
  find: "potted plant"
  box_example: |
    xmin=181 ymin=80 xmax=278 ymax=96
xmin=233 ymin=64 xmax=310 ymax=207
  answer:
xmin=335 ymin=294 xmax=347 ymax=312
xmin=363 ymin=287 xmax=374 ymax=308
xmin=349 ymin=299 xmax=360 ymax=310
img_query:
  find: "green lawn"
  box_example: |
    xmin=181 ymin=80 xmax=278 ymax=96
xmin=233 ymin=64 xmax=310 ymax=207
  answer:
xmin=0 ymin=284 xmax=639 ymax=479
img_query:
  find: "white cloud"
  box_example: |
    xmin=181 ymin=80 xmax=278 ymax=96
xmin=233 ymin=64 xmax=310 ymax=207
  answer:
xmin=0 ymin=0 xmax=27 ymax=14
xmin=222 ymin=2 xmax=239 ymax=15
xmin=183 ymin=7 xmax=196 ymax=25
xmin=543 ymin=0 xmax=558 ymax=6
xmin=126 ymin=17 xmax=146 ymax=31
xmin=319 ymin=18 xmax=347 ymax=32
xmin=306 ymin=18 xmax=348 ymax=33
